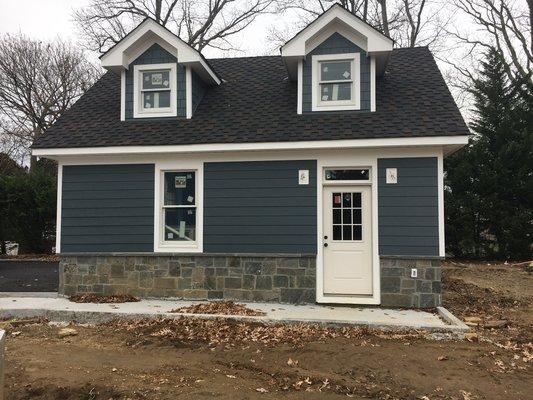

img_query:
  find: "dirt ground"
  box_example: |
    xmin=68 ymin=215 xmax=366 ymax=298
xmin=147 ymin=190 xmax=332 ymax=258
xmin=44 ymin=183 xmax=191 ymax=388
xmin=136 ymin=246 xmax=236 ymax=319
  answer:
xmin=3 ymin=261 xmax=532 ymax=400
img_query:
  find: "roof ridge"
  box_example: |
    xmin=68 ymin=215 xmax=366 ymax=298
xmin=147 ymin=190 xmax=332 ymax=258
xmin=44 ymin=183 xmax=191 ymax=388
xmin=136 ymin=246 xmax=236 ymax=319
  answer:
xmin=208 ymin=54 xmax=280 ymax=61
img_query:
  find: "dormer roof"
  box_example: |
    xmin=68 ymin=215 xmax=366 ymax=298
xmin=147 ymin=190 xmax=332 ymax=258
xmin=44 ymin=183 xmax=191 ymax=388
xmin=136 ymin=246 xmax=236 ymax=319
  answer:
xmin=100 ymin=18 xmax=220 ymax=85
xmin=280 ymin=4 xmax=393 ymax=78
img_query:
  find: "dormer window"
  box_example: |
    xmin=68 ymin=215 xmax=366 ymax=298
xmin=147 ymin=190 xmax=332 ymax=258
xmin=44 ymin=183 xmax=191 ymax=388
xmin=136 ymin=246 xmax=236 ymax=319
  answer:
xmin=312 ymin=53 xmax=360 ymax=111
xmin=133 ymin=63 xmax=177 ymax=118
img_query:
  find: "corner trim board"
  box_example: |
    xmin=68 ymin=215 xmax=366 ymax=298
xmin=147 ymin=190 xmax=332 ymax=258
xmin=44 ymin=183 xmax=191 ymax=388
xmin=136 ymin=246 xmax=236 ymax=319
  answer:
xmin=297 ymin=59 xmax=303 ymax=115
xmin=120 ymin=70 xmax=126 ymax=121
xmin=185 ymin=66 xmax=193 ymax=119
xmin=55 ymin=163 xmax=63 ymax=253
xmin=370 ymin=55 xmax=376 ymax=112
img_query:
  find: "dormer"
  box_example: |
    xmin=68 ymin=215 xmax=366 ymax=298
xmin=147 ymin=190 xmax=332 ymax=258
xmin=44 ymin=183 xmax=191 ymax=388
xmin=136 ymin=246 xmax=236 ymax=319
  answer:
xmin=281 ymin=4 xmax=393 ymax=114
xmin=100 ymin=18 xmax=220 ymax=120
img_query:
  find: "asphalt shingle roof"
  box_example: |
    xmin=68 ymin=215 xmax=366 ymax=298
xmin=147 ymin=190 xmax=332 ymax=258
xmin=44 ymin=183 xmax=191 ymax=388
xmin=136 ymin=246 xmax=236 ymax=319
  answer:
xmin=33 ymin=46 xmax=469 ymax=149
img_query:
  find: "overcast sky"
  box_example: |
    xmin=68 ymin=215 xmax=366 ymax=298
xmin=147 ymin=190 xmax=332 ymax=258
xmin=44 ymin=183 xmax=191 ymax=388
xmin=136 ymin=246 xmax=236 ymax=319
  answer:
xmin=0 ymin=0 xmax=291 ymax=58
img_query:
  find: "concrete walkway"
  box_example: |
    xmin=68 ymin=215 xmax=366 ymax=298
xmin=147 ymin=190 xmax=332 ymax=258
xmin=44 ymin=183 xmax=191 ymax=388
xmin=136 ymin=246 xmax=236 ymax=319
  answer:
xmin=0 ymin=294 xmax=468 ymax=333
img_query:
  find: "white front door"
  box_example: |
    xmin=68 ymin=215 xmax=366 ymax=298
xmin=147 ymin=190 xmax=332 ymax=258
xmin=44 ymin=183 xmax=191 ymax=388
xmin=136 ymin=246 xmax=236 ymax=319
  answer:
xmin=323 ymin=186 xmax=373 ymax=295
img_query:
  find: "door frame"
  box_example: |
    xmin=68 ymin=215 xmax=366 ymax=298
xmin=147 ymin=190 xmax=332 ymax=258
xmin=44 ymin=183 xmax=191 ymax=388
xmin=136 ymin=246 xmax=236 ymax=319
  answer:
xmin=316 ymin=163 xmax=381 ymax=305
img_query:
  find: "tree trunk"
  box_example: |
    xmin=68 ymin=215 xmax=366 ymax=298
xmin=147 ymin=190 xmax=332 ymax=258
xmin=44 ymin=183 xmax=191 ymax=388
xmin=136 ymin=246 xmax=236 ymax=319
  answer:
xmin=155 ymin=0 xmax=162 ymax=22
xmin=378 ymin=0 xmax=390 ymax=36
xmin=528 ymin=0 xmax=533 ymax=55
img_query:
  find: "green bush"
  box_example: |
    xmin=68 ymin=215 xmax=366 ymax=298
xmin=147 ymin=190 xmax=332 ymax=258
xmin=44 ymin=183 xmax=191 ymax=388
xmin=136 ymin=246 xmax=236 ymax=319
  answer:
xmin=0 ymin=164 xmax=56 ymax=254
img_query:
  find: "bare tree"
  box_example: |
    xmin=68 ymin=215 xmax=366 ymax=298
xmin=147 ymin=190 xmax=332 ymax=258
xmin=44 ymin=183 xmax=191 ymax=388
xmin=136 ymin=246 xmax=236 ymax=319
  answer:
xmin=0 ymin=35 xmax=100 ymax=169
xmin=271 ymin=0 xmax=451 ymax=50
xmin=74 ymin=0 xmax=280 ymax=53
xmin=446 ymin=0 xmax=532 ymax=90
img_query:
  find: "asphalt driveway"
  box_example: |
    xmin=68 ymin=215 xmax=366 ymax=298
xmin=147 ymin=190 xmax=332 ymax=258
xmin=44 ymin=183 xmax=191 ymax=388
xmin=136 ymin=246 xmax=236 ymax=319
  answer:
xmin=0 ymin=260 xmax=58 ymax=292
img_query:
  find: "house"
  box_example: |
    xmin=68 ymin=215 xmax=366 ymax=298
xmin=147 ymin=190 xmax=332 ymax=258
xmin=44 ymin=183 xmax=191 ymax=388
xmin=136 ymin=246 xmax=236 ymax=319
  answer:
xmin=31 ymin=4 xmax=469 ymax=308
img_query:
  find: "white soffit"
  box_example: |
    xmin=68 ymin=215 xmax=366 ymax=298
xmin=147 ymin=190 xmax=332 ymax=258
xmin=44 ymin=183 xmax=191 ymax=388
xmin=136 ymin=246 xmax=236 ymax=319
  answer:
xmin=100 ymin=18 xmax=220 ymax=85
xmin=281 ymin=5 xmax=393 ymax=58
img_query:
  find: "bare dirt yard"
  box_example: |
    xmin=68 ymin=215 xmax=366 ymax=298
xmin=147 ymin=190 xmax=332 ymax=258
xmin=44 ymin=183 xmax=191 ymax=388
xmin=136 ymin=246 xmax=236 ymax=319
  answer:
xmin=3 ymin=261 xmax=532 ymax=399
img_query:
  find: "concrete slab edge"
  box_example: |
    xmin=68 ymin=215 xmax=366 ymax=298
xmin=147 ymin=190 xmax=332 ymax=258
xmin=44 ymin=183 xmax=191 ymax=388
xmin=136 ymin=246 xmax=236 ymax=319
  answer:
xmin=1 ymin=307 xmax=465 ymax=334
xmin=436 ymin=307 xmax=470 ymax=332
xmin=0 ymin=292 xmax=58 ymax=298
xmin=0 ymin=329 xmax=5 ymax=400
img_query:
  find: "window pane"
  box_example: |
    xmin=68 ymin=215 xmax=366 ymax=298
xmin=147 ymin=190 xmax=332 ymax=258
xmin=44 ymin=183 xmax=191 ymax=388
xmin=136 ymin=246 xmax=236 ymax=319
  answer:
xmin=142 ymin=70 xmax=170 ymax=89
xmin=320 ymin=83 xmax=351 ymax=102
xmin=333 ymin=225 xmax=342 ymax=240
xmin=143 ymin=91 xmax=170 ymax=109
xmin=320 ymin=61 xmax=352 ymax=81
xmin=332 ymin=193 xmax=342 ymax=208
xmin=164 ymin=208 xmax=196 ymax=241
xmin=342 ymin=209 xmax=352 ymax=224
xmin=353 ymin=225 xmax=362 ymax=241
xmin=353 ymin=193 xmax=362 ymax=208
xmin=342 ymin=193 xmax=352 ymax=208
xmin=333 ymin=209 xmax=341 ymax=224
xmin=342 ymin=225 xmax=352 ymax=240
xmin=164 ymin=171 xmax=195 ymax=206
xmin=353 ymin=209 xmax=362 ymax=224
xmin=325 ymin=169 xmax=369 ymax=181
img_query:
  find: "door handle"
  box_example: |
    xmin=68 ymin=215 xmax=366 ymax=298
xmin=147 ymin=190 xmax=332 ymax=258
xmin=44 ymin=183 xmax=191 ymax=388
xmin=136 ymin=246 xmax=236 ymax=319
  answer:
xmin=324 ymin=243 xmax=328 ymax=247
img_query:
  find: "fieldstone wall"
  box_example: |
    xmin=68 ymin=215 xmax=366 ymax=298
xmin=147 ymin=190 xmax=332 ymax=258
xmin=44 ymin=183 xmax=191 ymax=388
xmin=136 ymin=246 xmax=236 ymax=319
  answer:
xmin=59 ymin=254 xmax=316 ymax=304
xmin=380 ymin=257 xmax=442 ymax=308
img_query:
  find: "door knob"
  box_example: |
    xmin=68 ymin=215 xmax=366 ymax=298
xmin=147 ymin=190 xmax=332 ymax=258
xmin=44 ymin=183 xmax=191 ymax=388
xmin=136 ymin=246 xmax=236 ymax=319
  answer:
xmin=324 ymin=243 xmax=328 ymax=247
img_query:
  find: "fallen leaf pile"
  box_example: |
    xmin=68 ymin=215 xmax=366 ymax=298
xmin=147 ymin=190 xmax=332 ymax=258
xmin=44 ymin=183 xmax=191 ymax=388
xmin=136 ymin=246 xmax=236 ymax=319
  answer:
xmin=68 ymin=294 xmax=140 ymax=303
xmin=170 ymin=300 xmax=266 ymax=316
xmin=1 ymin=254 xmax=59 ymax=262
xmin=0 ymin=316 xmax=48 ymax=331
xmin=108 ymin=317 xmax=424 ymax=348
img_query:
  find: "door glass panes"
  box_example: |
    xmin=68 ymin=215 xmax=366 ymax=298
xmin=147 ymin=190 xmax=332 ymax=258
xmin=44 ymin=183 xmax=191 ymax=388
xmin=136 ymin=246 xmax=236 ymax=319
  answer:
xmin=325 ymin=169 xmax=370 ymax=181
xmin=332 ymin=192 xmax=363 ymax=241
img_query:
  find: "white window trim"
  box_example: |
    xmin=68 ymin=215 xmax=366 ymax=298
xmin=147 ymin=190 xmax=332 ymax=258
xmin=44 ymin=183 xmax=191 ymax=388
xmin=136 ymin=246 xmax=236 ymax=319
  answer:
xmin=312 ymin=53 xmax=360 ymax=112
xmin=133 ymin=63 xmax=177 ymax=118
xmin=154 ymin=161 xmax=203 ymax=253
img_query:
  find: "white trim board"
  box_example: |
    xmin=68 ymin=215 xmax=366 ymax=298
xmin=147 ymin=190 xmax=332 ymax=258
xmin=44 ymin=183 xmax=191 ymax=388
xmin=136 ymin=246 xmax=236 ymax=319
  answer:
xmin=55 ymin=163 xmax=63 ymax=254
xmin=100 ymin=18 xmax=220 ymax=85
xmin=32 ymin=135 xmax=469 ymax=158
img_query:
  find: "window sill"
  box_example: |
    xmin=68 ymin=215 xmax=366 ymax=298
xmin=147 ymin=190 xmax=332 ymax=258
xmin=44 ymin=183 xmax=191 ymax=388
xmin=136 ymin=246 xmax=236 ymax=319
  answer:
xmin=155 ymin=243 xmax=202 ymax=253
xmin=312 ymin=104 xmax=360 ymax=112
xmin=134 ymin=110 xmax=178 ymax=118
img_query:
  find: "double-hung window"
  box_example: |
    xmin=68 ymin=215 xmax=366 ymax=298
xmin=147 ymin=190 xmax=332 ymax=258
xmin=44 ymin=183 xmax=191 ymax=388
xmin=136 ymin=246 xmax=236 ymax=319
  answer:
xmin=161 ymin=171 xmax=197 ymax=244
xmin=133 ymin=63 xmax=177 ymax=118
xmin=312 ymin=53 xmax=360 ymax=111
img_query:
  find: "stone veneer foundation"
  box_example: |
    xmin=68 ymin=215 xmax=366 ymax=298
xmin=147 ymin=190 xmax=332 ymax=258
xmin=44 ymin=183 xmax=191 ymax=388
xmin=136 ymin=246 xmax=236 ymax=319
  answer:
xmin=380 ymin=257 xmax=442 ymax=308
xmin=59 ymin=254 xmax=442 ymax=307
xmin=59 ymin=254 xmax=316 ymax=304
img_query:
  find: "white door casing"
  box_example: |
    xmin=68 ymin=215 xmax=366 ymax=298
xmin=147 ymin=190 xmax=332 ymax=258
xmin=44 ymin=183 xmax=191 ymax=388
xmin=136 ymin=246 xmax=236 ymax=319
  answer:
xmin=322 ymin=185 xmax=373 ymax=295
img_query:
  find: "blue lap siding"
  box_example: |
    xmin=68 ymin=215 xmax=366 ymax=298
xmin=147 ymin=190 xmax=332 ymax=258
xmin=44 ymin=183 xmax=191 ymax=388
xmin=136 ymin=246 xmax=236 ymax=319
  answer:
xmin=61 ymin=164 xmax=155 ymax=253
xmin=377 ymin=157 xmax=440 ymax=256
xmin=203 ymin=160 xmax=317 ymax=254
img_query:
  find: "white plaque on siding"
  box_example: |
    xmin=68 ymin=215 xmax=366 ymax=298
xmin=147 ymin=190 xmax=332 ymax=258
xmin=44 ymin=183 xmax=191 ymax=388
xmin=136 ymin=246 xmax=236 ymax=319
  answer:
xmin=386 ymin=168 xmax=398 ymax=184
xmin=298 ymin=170 xmax=309 ymax=185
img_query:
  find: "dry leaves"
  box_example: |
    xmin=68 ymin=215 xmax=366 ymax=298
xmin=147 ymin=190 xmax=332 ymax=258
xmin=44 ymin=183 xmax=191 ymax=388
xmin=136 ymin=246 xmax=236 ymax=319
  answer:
xmin=107 ymin=317 xmax=422 ymax=348
xmin=69 ymin=294 xmax=140 ymax=303
xmin=287 ymin=358 xmax=299 ymax=366
xmin=170 ymin=300 xmax=266 ymax=316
